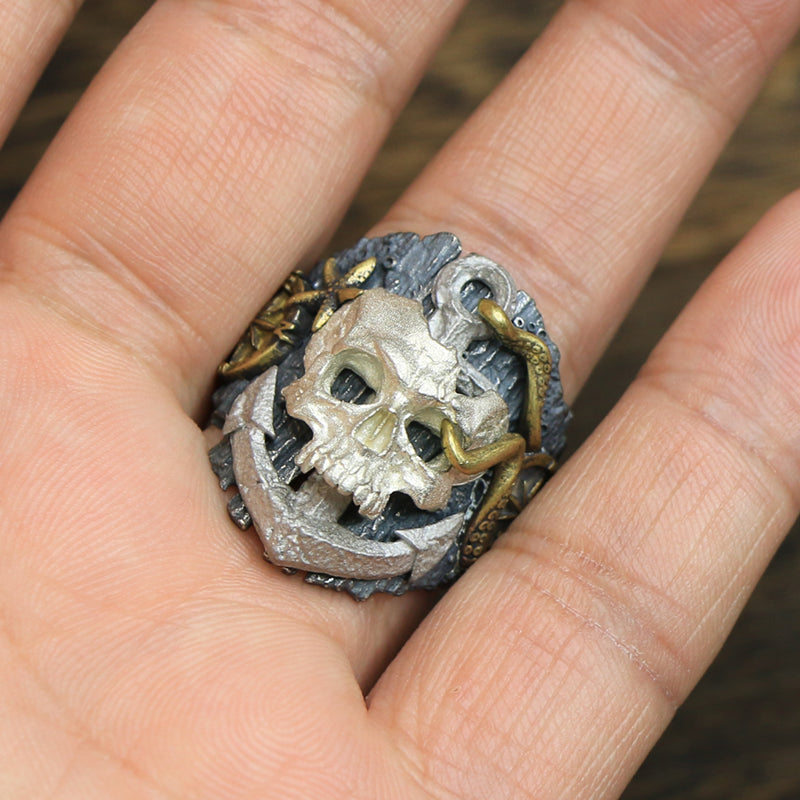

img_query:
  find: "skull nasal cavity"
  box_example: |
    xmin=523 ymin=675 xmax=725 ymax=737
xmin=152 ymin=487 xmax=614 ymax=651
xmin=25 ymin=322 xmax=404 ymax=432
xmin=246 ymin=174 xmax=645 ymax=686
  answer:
xmin=406 ymin=421 xmax=444 ymax=462
xmin=354 ymin=408 xmax=397 ymax=453
xmin=330 ymin=368 xmax=376 ymax=404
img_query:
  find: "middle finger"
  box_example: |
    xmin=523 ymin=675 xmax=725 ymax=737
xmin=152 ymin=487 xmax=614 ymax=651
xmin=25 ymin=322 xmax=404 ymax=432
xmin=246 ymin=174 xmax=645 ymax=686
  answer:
xmin=204 ymin=0 xmax=800 ymax=674
xmin=380 ymin=0 xmax=800 ymax=395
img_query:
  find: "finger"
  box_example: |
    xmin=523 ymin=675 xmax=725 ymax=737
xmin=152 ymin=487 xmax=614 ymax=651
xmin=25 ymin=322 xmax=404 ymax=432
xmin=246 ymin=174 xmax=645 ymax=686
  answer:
xmin=0 ymin=0 xmax=82 ymax=145
xmin=377 ymin=0 xmax=800 ymax=394
xmin=368 ymin=192 xmax=800 ymax=799
xmin=0 ymin=0 xmax=467 ymax=412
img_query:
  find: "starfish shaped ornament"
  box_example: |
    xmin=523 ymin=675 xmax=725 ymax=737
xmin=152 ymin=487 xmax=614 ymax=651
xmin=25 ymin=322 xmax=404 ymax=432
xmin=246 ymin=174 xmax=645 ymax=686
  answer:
xmin=290 ymin=256 xmax=377 ymax=331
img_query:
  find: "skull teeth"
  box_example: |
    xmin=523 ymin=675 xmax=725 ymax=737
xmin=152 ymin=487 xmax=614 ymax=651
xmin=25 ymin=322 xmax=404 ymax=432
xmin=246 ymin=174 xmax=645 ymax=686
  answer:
xmin=295 ymin=442 xmax=334 ymax=475
xmin=353 ymin=485 xmax=369 ymax=504
xmin=359 ymin=491 xmax=388 ymax=519
xmin=294 ymin=448 xmax=313 ymax=473
xmin=293 ymin=439 xmax=391 ymax=518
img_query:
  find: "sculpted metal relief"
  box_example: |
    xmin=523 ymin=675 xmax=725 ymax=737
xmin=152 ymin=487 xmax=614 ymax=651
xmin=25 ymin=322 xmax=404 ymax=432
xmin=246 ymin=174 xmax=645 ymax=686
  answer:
xmin=209 ymin=232 xmax=570 ymax=598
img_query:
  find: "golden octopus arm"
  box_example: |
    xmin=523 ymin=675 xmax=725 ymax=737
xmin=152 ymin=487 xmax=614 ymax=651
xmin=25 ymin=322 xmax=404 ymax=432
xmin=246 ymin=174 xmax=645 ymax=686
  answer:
xmin=443 ymin=299 xmax=558 ymax=567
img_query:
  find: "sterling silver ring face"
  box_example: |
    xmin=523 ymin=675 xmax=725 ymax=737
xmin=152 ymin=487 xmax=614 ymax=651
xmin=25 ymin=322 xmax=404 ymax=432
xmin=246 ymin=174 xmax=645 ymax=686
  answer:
xmin=209 ymin=232 xmax=570 ymax=599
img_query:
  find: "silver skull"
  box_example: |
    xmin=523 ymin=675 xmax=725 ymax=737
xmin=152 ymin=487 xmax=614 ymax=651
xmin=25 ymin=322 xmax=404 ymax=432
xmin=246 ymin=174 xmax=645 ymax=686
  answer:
xmin=283 ymin=288 xmax=509 ymax=519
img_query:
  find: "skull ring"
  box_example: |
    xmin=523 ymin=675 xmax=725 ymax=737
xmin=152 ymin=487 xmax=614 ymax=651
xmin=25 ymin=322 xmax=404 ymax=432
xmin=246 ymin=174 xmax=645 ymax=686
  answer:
xmin=209 ymin=232 xmax=570 ymax=599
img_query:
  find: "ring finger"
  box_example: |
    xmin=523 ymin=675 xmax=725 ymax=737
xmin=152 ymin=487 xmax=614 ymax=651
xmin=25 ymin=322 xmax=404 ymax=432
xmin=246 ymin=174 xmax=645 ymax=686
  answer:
xmin=380 ymin=0 xmax=800 ymax=395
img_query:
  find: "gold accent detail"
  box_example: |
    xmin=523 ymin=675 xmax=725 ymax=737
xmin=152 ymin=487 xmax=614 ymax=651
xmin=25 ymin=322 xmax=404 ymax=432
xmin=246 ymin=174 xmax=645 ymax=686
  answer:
xmin=288 ymin=256 xmax=377 ymax=332
xmin=441 ymin=420 xmax=525 ymax=477
xmin=218 ymin=272 xmax=307 ymax=380
xmin=478 ymin=298 xmax=552 ymax=451
xmin=447 ymin=299 xmax=559 ymax=568
xmin=218 ymin=256 xmax=377 ymax=380
xmin=442 ymin=419 xmax=526 ymax=563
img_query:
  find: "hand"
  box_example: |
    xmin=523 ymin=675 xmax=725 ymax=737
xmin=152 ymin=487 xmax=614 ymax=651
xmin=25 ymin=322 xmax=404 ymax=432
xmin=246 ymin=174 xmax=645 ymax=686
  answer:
xmin=2 ymin=1 xmax=800 ymax=797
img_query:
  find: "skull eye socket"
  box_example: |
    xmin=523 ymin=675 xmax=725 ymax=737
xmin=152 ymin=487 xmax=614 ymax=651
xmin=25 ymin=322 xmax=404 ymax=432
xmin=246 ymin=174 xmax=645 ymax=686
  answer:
xmin=406 ymin=420 xmax=444 ymax=463
xmin=330 ymin=368 xmax=377 ymax=404
xmin=327 ymin=349 xmax=383 ymax=404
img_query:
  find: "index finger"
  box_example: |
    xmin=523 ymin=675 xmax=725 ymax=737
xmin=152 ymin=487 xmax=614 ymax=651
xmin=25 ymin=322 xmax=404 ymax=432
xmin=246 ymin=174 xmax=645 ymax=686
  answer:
xmin=0 ymin=0 xmax=82 ymax=145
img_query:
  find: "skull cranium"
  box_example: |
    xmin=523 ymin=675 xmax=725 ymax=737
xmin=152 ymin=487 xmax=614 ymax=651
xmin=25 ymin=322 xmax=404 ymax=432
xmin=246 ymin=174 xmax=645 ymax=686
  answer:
xmin=283 ymin=289 xmax=509 ymax=519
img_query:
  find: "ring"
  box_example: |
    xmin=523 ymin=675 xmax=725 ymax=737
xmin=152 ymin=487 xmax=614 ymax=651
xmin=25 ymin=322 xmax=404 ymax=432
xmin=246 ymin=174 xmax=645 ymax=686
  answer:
xmin=209 ymin=232 xmax=570 ymax=599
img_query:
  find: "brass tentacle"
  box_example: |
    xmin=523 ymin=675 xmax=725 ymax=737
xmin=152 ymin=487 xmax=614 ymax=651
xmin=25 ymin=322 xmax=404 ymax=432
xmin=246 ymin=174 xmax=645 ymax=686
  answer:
xmin=445 ymin=300 xmax=559 ymax=567
xmin=290 ymin=256 xmax=377 ymax=332
xmin=477 ymin=298 xmax=552 ymax=451
xmin=218 ymin=272 xmax=308 ymax=380
xmin=218 ymin=257 xmax=377 ymax=379
xmin=441 ymin=419 xmax=526 ymax=566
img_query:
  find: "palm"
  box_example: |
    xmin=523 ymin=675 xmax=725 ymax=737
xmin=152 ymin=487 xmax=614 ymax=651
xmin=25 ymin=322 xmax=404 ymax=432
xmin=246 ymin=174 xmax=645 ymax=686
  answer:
xmin=3 ymin=1 xmax=800 ymax=797
xmin=3 ymin=310 xmax=413 ymax=794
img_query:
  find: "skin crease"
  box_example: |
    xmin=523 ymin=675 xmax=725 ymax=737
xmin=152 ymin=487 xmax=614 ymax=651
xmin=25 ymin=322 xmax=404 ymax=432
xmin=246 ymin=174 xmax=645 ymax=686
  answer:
xmin=2 ymin=0 xmax=800 ymax=798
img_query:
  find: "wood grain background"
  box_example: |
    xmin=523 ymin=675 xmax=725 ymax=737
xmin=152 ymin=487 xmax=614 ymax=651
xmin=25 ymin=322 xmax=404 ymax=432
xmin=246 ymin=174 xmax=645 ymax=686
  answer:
xmin=2 ymin=1 xmax=798 ymax=797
